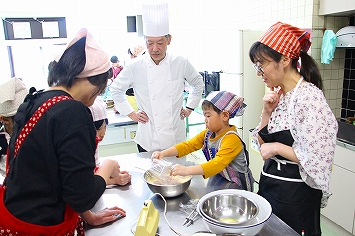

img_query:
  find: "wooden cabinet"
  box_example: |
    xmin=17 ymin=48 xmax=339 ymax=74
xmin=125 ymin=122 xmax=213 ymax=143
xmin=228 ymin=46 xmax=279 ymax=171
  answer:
xmin=321 ymin=144 xmax=355 ymax=234
xmin=319 ymin=0 xmax=355 ymax=16
xmin=99 ymin=124 xmax=137 ymax=146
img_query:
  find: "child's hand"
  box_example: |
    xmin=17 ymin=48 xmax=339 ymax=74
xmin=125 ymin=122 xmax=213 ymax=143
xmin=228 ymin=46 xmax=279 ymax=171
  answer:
xmin=151 ymin=151 xmax=164 ymax=160
xmin=109 ymin=170 xmax=131 ymax=186
xmin=170 ymin=164 xmax=189 ymax=176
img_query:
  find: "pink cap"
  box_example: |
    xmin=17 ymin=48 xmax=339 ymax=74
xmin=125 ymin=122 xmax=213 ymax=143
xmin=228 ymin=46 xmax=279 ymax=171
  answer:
xmin=55 ymin=28 xmax=111 ymax=78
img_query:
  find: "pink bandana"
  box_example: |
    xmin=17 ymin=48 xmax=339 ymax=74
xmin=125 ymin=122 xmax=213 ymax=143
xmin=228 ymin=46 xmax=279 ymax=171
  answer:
xmin=55 ymin=28 xmax=111 ymax=78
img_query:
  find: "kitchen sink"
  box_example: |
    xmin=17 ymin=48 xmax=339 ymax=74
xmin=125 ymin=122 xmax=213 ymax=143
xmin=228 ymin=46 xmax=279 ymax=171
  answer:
xmin=337 ymin=118 xmax=355 ymax=146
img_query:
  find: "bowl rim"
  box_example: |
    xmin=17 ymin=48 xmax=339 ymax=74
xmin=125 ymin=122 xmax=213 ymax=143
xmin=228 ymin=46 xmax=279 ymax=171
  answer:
xmin=142 ymin=170 xmax=193 ymax=186
xmin=197 ymin=189 xmax=272 ymax=229
xmin=199 ymin=193 xmax=259 ymax=226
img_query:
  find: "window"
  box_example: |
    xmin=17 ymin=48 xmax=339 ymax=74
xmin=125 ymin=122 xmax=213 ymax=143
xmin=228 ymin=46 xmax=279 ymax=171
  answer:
xmin=2 ymin=17 xmax=67 ymax=40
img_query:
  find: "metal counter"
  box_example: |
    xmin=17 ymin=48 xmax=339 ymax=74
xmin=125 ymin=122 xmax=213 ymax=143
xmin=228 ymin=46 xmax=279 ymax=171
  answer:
xmin=85 ymin=152 xmax=298 ymax=236
xmin=106 ymin=108 xmax=137 ymax=127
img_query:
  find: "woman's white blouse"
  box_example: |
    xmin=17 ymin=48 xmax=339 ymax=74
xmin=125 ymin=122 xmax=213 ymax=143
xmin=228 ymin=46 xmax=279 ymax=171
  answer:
xmin=251 ymin=81 xmax=338 ymax=191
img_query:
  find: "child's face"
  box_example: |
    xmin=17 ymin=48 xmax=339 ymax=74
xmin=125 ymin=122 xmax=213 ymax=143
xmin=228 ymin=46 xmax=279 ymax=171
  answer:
xmin=96 ymin=121 xmax=107 ymax=142
xmin=203 ymin=107 xmax=226 ymax=132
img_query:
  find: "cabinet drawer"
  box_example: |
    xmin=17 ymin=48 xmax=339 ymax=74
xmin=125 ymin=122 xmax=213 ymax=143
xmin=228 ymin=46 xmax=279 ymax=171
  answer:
xmin=334 ymin=145 xmax=355 ymax=173
xmin=100 ymin=126 xmax=126 ymax=146
xmin=321 ymin=165 xmax=355 ymax=232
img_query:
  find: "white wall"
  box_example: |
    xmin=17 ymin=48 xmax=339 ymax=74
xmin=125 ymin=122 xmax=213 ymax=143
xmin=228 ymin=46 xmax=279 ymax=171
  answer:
xmin=0 ymin=0 xmax=348 ymax=116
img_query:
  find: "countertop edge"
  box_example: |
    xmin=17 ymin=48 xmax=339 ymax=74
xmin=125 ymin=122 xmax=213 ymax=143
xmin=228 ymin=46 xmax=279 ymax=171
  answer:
xmin=109 ymin=121 xmax=138 ymax=127
xmin=336 ymin=139 xmax=355 ymax=151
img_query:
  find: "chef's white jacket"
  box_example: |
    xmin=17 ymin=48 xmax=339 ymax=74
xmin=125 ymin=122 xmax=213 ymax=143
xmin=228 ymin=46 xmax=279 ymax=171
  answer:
xmin=110 ymin=53 xmax=204 ymax=155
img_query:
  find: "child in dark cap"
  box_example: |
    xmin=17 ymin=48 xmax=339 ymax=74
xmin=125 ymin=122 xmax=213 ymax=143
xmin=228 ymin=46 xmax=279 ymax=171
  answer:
xmin=110 ymin=56 xmax=123 ymax=80
xmin=152 ymin=90 xmax=254 ymax=191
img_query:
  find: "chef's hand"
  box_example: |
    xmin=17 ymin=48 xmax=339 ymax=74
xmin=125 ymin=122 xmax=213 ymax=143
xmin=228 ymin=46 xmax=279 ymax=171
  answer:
xmin=108 ymin=170 xmax=132 ymax=186
xmin=128 ymin=111 xmax=148 ymax=124
xmin=151 ymin=151 xmax=165 ymax=160
xmin=180 ymin=108 xmax=193 ymax=120
xmin=81 ymin=207 xmax=126 ymax=226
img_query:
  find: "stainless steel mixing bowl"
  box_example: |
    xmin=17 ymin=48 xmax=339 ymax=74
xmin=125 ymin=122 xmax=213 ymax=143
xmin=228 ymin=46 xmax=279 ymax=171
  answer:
xmin=199 ymin=193 xmax=259 ymax=226
xmin=143 ymin=170 xmax=192 ymax=197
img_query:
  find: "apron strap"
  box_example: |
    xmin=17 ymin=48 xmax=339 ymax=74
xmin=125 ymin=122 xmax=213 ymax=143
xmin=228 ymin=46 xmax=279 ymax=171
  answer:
xmin=14 ymin=95 xmax=72 ymax=157
xmin=0 ymin=95 xmax=82 ymax=235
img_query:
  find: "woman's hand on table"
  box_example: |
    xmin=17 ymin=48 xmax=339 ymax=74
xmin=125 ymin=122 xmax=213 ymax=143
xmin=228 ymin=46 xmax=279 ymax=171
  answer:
xmin=81 ymin=207 xmax=126 ymax=226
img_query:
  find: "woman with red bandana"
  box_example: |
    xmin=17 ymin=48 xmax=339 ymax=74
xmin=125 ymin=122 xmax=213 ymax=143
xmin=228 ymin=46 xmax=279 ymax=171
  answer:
xmin=249 ymin=22 xmax=338 ymax=236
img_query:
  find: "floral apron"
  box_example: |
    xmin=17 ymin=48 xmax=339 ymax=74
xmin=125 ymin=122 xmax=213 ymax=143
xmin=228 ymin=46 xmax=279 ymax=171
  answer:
xmin=0 ymin=95 xmax=85 ymax=236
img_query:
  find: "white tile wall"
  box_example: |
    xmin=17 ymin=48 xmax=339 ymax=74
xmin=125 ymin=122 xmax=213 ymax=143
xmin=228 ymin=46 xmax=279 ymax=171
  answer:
xmin=1 ymin=1 xmax=349 ymax=116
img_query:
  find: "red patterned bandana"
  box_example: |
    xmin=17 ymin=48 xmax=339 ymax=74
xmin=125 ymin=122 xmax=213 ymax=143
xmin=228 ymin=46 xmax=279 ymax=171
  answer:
xmin=258 ymin=21 xmax=311 ymax=59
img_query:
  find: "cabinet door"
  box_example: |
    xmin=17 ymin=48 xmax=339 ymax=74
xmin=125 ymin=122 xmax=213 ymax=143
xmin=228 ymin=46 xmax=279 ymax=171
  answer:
xmin=319 ymin=0 xmax=355 ymax=15
xmin=321 ymin=164 xmax=355 ymax=233
xmin=99 ymin=126 xmax=126 ymax=146
xmin=124 ymin=125 xmax=137 ymax=142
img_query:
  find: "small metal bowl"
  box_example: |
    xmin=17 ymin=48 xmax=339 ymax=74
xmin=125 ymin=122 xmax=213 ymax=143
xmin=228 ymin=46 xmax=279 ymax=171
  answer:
xmin=143 ymin=170 xmax=192 ymax=197
xmin=199 ymin=193 xmax=258 ymax=226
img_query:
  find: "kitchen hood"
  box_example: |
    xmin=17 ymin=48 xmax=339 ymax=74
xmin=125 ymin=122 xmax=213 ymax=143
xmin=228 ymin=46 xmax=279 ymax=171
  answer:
xmin=336 ymin=26 xmax=355 ymax=48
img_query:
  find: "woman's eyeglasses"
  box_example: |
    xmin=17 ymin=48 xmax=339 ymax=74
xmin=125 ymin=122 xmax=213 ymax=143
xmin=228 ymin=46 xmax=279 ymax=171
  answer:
xmin=252 ymin=64 xmax=265 ymax=75
xmin=252 ymin=60 xmax=273 ymax=75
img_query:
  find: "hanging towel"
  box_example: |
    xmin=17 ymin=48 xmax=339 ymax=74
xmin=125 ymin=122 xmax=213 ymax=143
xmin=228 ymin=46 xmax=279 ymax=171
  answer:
xmin=321 ymin=30 xmax=337 ymax=64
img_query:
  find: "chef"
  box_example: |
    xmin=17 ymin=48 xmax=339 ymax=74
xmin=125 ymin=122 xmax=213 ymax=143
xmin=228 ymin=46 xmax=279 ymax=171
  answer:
xmin=110 ymin=2 xmax=204 ymax=164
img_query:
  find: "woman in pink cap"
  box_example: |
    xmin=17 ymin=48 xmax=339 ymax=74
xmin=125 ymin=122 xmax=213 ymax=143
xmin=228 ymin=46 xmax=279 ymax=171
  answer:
xmin=0 ymin=29 xmax=126 ymax=235
xmin=249 ymin=22 xmax=338 ymax=236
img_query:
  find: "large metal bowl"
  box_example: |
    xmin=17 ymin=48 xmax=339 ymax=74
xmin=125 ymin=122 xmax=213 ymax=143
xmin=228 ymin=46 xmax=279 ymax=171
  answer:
xmin=196 ymin=189 xmax=272 ymax=236
xmin=199 ymin=193 xmax=258 ymax=226
xmin=143 ymin=170 xmax=192 ymax=197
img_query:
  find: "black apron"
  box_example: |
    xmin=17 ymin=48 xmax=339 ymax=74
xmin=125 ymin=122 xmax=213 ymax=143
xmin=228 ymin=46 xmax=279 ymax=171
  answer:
xmin=258 ymin=125 xmax=322 ymax=236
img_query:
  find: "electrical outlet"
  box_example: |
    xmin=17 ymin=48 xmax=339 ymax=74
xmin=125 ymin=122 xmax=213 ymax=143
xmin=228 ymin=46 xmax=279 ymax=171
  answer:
xmin=130 ymin=131 xmax=136 ymax=139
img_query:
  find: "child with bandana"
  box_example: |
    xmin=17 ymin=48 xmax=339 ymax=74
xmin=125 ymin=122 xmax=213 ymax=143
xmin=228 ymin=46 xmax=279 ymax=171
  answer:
xmin=249 ymin=22 xmax=338 ymax=236
xmin=151 ymin=90 xmax=254 ymax=191
xmin=89 ymin=97 xmax=131 ymax=186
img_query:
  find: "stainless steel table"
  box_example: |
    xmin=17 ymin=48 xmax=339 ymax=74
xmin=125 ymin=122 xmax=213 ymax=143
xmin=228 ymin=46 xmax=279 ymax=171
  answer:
xmin=85 ymin=152 xmax=299 ymax=236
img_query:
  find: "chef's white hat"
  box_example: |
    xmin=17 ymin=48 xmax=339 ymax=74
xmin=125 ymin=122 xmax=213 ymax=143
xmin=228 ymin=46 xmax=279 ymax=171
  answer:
xmin=0 ymin=78 xmax=28 ymax=117
xmin=142 ymin=2 xmax=169 ymax=37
